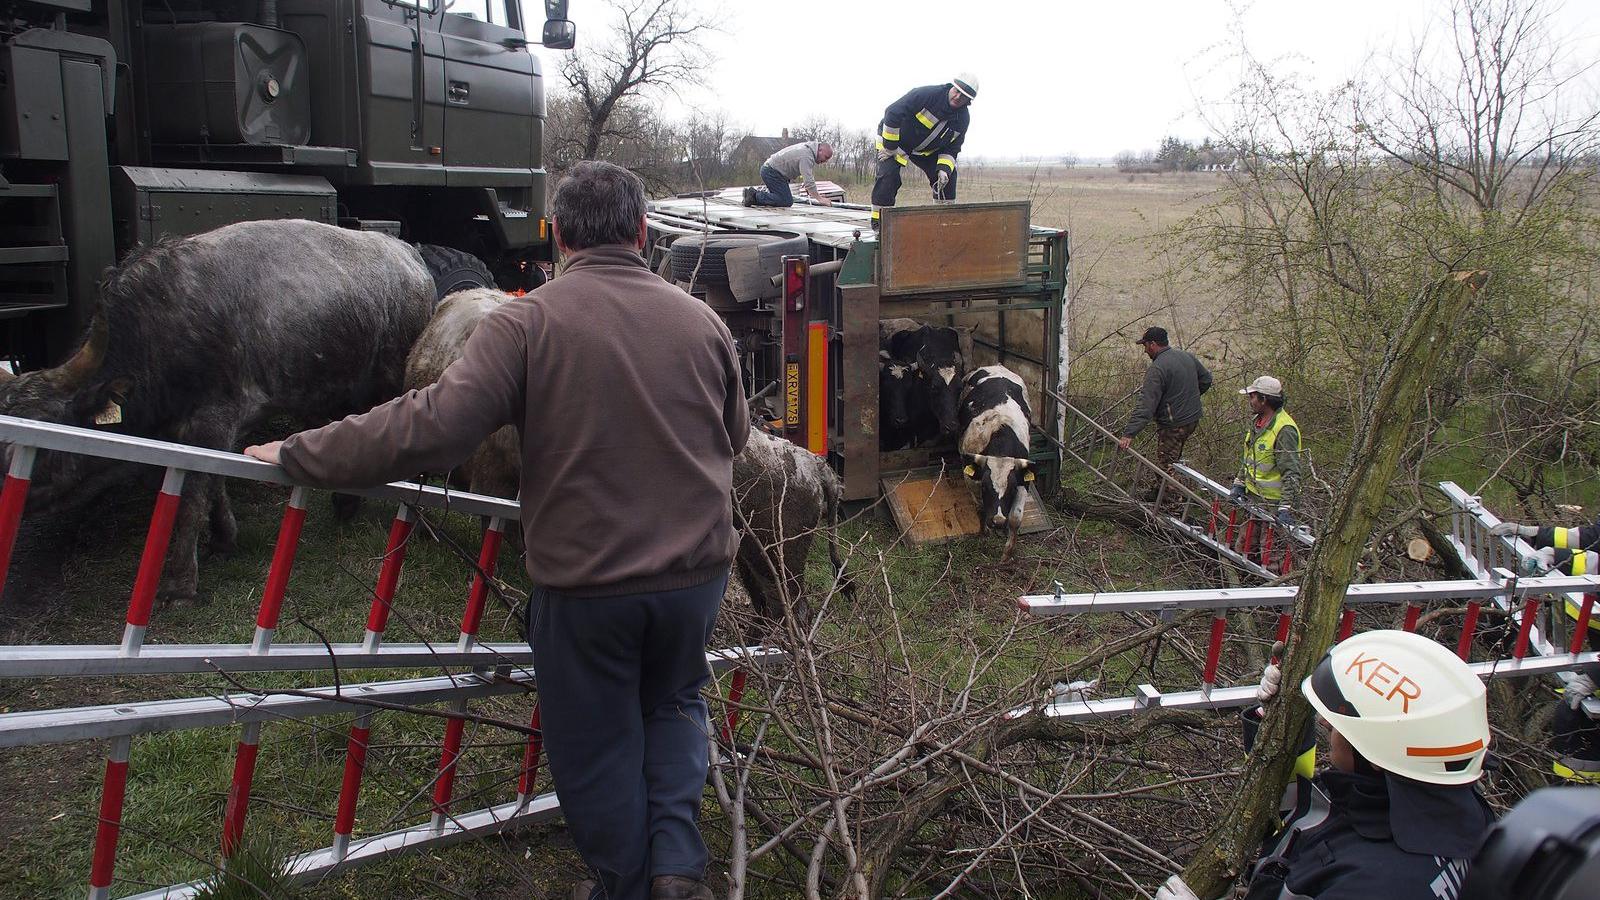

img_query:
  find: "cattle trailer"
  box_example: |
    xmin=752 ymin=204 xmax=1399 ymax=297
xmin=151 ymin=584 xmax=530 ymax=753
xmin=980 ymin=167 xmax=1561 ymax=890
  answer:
xmin=645 ymin=194 xmax=1069 ymax=504
xmin=0 ymin=0 xmax=577 ymax=369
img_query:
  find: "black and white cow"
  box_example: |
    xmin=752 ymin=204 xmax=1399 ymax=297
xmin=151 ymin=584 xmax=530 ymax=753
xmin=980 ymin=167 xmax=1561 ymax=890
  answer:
xmin=0 ymin=219 xmax=436 ymax=599
xmin=958 ymin=365 xmax=1035 ymax=558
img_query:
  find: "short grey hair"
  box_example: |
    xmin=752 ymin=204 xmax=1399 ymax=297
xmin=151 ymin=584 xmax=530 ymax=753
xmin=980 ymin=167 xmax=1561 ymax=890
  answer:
xmin=551 ymin=161 xmax=647 ymax=251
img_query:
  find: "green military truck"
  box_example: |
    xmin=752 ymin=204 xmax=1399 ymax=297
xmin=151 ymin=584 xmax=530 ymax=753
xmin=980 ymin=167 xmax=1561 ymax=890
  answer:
xmin=0 ymin=0 xmax=574 ymax=367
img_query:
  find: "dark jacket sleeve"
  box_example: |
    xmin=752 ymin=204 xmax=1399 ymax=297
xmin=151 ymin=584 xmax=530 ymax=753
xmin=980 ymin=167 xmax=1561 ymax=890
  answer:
xmin=880 ymin=87 xmax=921 ymax=152
xmin=1196 ymin=356 xmax=1214 ymax=396
xmin=1123 ymin=364 xmax=1163 ymax=437
xmin=279 ymin=308 xmax=525 ymax=489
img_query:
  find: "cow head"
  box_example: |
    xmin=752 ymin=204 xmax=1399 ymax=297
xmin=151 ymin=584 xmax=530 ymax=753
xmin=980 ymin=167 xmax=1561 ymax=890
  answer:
xmin=878 ymin=351 xmax=917 ymax=432
xmin=913 ymin=326 xmax=963 ymax=438
xmin=0 ymin=318 xmax=130 ymax=497
xmin=963 ymin=452 xmax=1034 ymax=534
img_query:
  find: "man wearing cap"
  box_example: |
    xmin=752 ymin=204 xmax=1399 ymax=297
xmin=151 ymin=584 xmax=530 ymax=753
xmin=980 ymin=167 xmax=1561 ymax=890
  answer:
xmin=870 ymin=75 xmax=977 ymax=228
xmin=1229 ymin=375 xmax=1303 ymax=528
xmin=1117 ymin=327 xmax=1212 ymax=506
xmin=1156 ymin=630 xmax=1495 ymax=900
xmin=743 ymin=140 xmax=834 ymax=209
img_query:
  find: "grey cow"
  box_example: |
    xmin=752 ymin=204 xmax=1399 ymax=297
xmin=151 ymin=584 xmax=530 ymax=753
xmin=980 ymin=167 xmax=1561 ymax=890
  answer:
xmin=0 ymin=219 xmax=436 ymax=599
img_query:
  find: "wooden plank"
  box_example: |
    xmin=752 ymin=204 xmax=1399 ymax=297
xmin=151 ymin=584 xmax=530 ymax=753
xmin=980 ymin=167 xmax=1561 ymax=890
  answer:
xmin=883 ymin=470 xmax=982 ymax=545
xmin=882 ymin=468 xmax=1052 ymax=546
xmin=878 ymin=203 xmax=1030 ymax=295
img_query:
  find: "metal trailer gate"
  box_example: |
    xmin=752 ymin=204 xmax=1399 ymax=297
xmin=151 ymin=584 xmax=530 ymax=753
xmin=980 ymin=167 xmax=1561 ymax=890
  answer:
xmin=644 ymin=191 xmax=1070 ymax=504
xmin=0 ymin=415 xmax=781 ymax=899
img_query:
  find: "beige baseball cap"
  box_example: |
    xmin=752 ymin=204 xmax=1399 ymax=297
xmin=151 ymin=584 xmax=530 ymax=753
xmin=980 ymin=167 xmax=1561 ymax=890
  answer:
xmin=1239 ymin=375 xmax=1283 ymax=398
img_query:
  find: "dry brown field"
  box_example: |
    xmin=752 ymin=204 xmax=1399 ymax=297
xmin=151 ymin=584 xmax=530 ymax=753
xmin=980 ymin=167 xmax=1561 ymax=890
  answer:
xmin=890 ymin=164 xmax=1229 ymax=361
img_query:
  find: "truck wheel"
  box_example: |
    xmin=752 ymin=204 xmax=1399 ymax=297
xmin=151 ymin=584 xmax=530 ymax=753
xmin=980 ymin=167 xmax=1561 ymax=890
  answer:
xmin=670 ymin=231 xmax=808 ymax=287
xmin=418 ymin=245 xmax=496 ymax=299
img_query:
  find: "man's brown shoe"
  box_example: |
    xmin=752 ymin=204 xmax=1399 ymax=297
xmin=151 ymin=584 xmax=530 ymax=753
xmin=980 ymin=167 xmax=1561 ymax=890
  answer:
xmin=651 ymin=875 xmax=715 ymax=900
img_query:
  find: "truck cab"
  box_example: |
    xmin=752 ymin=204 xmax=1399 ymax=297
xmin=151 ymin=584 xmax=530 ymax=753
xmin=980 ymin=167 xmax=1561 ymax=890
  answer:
xmin=0 ymin=0 xmax=574 ymax=367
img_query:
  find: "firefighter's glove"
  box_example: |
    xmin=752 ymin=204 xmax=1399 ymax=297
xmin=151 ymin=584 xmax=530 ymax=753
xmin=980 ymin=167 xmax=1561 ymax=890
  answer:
xmin=1155 ymin=875 xmax=1200 ymax=900
xmin=1228 ymin=482 xmax=1246 ymax=505
xmin=935 ymin=169 xmax=950 ymax=191
xmin=1276 ymin=505 xmax=1294 ymax=527
xmin=1257 ymin=662 xmax=1282 ymax=704
xmin=876 ymin=147 xmax=894 ymax=162
xmin=1567 ymin=672 xmax=1597 ymax=710
xmin=1520 ymin=546 xmax=1558 ymax=576
xmin=1489 ymin=521 xmax=1538 ymax=538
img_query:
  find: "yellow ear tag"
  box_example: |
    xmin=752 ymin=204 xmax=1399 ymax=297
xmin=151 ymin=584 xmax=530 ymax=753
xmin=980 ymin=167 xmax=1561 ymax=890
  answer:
xmin=963 ymin=465 xmax=976 ymax=477
xmin=1023 ymin=471 xmax=1036 ymax=482
xmin=94 ymin=401 xmax=123 ymax=426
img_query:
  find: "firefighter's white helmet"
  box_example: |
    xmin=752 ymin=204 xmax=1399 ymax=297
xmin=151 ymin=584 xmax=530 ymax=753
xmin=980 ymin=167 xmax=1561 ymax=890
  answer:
xmin=1302 ymin=629 xmax=1489 ymax=785
xmin=951 ymin=74 xmax=979 ymax=101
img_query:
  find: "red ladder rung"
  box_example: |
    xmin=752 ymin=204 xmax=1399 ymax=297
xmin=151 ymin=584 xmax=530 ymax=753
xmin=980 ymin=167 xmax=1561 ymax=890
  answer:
xmin=220 ymin=723 xmax=262 ymax=857
xmin=120 ymin=468 xmax=186 ymax=655
xmin=87 ymin=736 xmax=131 ymax=900
xmin=332 ymin=714 xmax=374 ymax=859
xmin=1201 ymin=614 xmax=1227 ymax=688
xmin=0 ymin=445 xmax=37 ymax=603
xmin=1274 ymin=613 xmax=1292 ymax=646
xmin=1338 ymin=609 xmax=1356 ymax=641
xmin=517 ymin=705 xmax=543 ymax=804
xmin=1571 ymin=595 xmax=1596 ymax=655
xmin=1457 ymin=601 xmax=1482 ymax=661
xmin=1513 ymin=598 xmax=1541 ymax=660
xmin=721 ymin=669 xmax=749 ymax=743
xmin=1402 ymin=604 xmax=1422 ymax=633
xmin=362 ymin=507 xmax=416 ymax=646
xmin=251 ymin=487 xmax=309 ymax=649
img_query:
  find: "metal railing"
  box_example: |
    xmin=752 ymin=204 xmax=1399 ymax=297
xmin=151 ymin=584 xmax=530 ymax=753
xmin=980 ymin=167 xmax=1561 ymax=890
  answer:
xmin=1012 ymin=479 xmax=1599 ymax=720
xmin=1055 ymin=396 xmax=1312 ymax=580
xmin=0 ymin=415 xmax=781 ymax=899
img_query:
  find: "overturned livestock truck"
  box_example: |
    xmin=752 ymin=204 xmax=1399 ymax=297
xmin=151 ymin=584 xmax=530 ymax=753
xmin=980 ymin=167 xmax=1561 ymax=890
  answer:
xmin=645 ymin=194 xmax=1068 ymax=521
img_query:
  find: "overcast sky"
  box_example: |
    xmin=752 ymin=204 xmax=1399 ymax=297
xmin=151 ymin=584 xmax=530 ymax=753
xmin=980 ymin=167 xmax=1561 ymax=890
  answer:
xmin=540 ymin=0 xmax=1600 ymax=160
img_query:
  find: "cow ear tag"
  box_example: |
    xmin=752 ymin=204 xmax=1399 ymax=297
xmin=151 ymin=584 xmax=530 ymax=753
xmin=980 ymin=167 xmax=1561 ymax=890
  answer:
xmin=963 ymin=464 xmax=976 ymax=478
xmin=1023 ymin=471 xmax=1036 ymax=482
xmin=94 ymin=401 xmax=123 ymax=426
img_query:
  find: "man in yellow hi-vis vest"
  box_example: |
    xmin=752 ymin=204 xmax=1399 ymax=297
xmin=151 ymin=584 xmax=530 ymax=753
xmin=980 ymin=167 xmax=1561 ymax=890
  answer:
xmin=1228 ymin=375 xmax=1302 ymax=527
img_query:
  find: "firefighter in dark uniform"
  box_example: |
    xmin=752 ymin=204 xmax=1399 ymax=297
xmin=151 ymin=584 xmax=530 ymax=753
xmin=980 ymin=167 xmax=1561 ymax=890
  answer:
xmin=1505 ymin=517 xmax=1600 ymax=780
xmin=871 ymin=74 xmax=977 ymax=228
xmin=1157 ymin=630 xmax=1495 ymax=900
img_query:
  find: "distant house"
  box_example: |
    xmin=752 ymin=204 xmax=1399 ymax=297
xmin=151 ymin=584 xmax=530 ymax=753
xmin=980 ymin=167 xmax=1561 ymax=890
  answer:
xmin=733 ymin=128 xmax=794 ymax=170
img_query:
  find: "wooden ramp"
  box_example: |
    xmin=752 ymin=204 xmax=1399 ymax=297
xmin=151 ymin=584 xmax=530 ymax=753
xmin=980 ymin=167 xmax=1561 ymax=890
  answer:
xmin=882 ymin=467 xmax=1052 ymax=546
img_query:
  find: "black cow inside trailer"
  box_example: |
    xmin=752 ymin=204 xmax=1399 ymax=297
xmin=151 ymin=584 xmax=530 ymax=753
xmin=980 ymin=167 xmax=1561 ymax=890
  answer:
xmin=645 ymin=192 xmax=1069 ymax=532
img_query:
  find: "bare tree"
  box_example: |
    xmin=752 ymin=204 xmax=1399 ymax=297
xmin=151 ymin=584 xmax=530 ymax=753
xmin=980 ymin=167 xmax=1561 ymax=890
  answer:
xmin=557 ymin=0 xmax=716 ymax=164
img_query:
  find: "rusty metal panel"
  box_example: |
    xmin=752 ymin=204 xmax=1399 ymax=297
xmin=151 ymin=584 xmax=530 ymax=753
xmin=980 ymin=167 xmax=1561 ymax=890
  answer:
xmin=878 ymin=202 xmax=1030 ymax=296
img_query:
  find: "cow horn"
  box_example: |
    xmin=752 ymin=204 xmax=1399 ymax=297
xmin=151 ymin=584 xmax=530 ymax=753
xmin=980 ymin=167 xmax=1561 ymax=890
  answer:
xmin=60 ymin=316 xmax=108 ymax=385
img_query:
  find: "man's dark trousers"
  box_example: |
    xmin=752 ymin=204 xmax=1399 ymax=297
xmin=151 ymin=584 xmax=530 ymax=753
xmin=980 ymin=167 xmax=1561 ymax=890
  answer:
xmin=750 ymin=164 xmax=794 ymax=207
xmin=871 ymin=153 xmax=958 ymax=208
xmin=528 ymin=572 xmax=728 ymax=900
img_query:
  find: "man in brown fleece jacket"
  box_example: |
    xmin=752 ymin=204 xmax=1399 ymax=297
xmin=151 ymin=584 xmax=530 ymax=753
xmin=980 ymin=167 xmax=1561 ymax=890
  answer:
xmin=246 ymin=161 xmax=747 ymax=900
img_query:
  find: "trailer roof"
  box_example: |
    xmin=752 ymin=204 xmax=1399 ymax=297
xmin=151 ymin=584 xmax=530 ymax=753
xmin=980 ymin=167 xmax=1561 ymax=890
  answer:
xmin=648 ymin=187 xmax=871 ymax=250
xmin=648 ymin=187 xmax=1062 ymax=252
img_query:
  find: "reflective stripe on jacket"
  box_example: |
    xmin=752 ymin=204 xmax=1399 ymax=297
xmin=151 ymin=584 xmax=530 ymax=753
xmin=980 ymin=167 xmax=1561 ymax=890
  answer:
xmin=1243 ymin=409 xmax=1300 ymax=502
xmin=878 ymin=83 xmax=969 ymax=168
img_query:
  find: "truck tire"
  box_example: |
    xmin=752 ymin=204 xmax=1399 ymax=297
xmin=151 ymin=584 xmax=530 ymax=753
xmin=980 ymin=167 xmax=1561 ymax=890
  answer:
xmin=670 ymin=231 xmax=808 ymax=287
xmin=418 ymin=245 xmax=496 ymax=299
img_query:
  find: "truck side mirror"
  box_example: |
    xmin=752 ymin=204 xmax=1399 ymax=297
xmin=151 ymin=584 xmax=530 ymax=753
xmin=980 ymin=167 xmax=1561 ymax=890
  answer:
xmin=542 ymin=19 xmax=576 ymax=50
xmin=544 ymin=0 xmax=569 ymax=20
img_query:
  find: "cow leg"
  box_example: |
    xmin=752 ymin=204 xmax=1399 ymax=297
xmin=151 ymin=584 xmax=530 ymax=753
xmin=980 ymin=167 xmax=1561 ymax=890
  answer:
xmin=208 ymin=478 xmax=237 ymax=555
xmin=159 ymin=471 xmax=209 ymax=602
xmin=331 ymin=493 xmax=362 ymax=520
xmin=780 ymin=534 xmax=814 ymax=627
